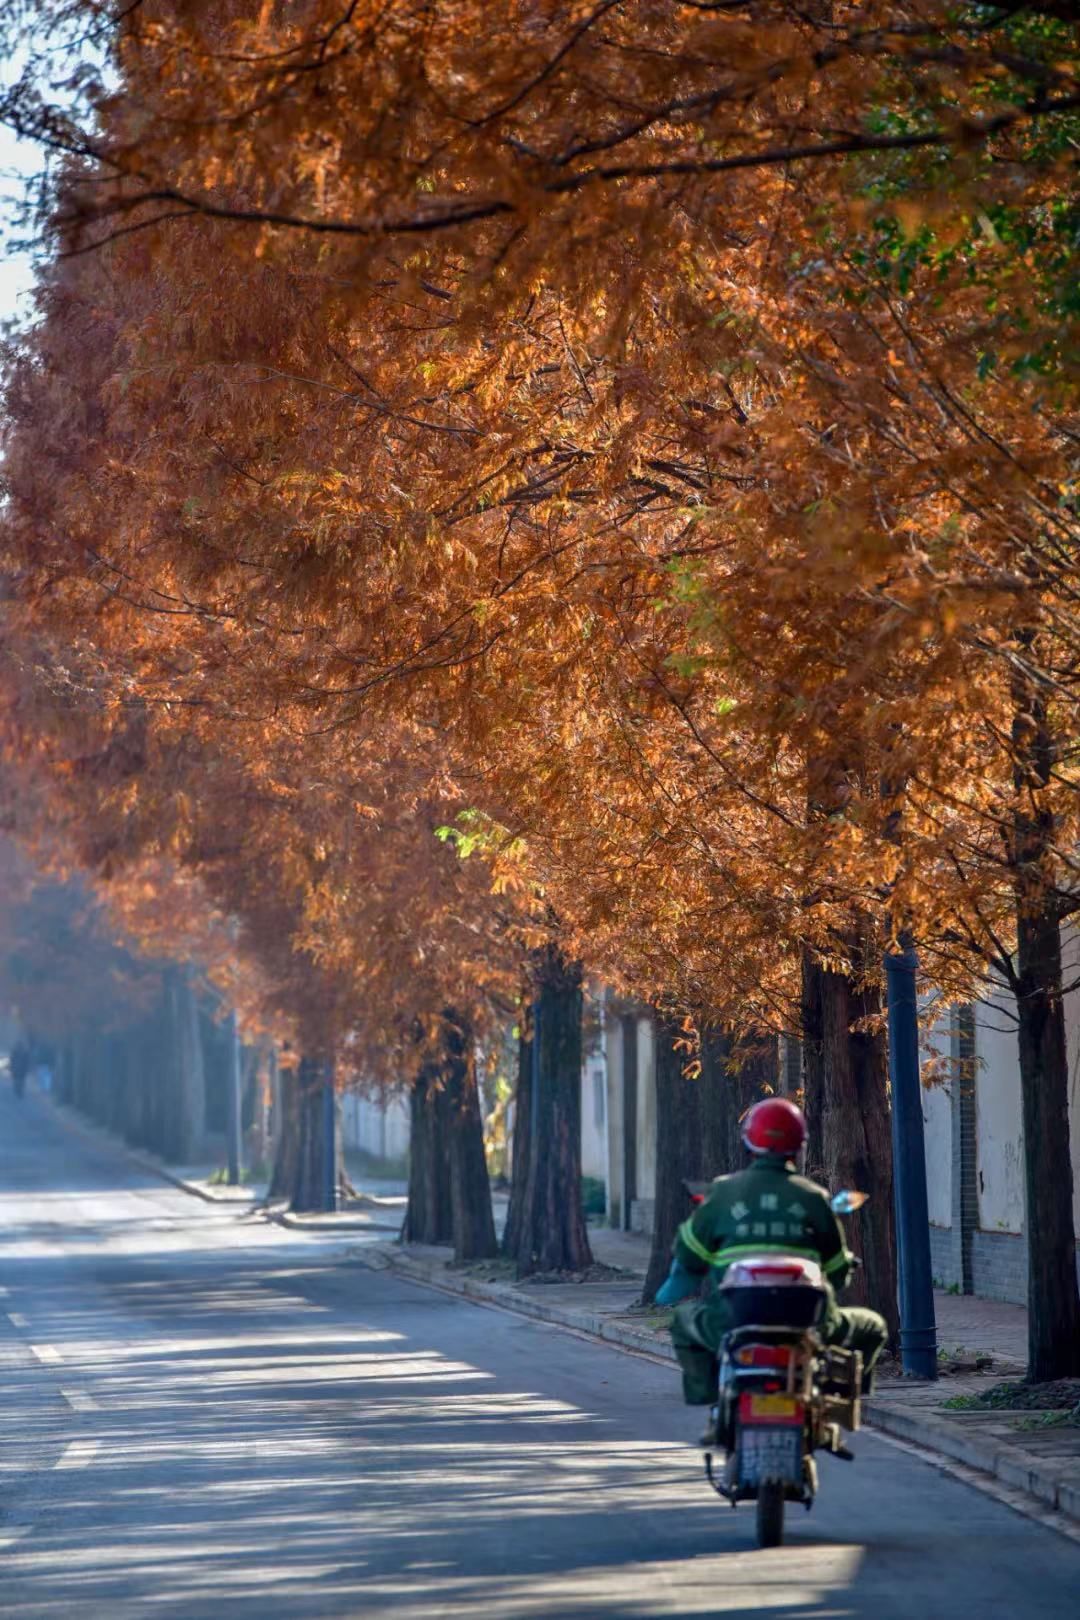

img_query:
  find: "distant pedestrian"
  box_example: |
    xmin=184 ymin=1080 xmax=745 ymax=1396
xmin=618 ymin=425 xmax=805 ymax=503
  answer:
xmin=9 ymin=1042 xmax=29 ymax=1100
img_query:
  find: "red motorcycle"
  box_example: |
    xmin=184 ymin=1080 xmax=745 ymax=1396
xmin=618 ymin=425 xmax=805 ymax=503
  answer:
xmin=683 ymin=1182 xmax=868 ymax=1548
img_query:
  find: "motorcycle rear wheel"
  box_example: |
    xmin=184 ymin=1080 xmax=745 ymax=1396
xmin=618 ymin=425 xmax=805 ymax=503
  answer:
xmin=756 ymin=1482 xmax=785 ymax=1548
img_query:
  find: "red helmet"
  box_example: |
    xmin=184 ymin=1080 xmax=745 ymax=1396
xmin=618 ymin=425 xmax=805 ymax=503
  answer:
xmin=742 ymin=1097 xmax=807 ymax=1157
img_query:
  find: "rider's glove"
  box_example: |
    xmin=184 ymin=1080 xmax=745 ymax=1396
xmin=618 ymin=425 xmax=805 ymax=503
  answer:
xmin=655 ymin=1260 xmax=699 ymax=1307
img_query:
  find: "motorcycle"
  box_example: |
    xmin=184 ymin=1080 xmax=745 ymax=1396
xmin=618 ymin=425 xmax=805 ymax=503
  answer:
xmin=683 ymin=1182 xmax=868 ymax=1549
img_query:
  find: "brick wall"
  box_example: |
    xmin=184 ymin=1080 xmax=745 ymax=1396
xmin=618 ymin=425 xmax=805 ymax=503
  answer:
xmin=971 ymin=1229 xmax=1028 ymax=1305
xmin=929 ymin=1224 xmax=957 ymax=1290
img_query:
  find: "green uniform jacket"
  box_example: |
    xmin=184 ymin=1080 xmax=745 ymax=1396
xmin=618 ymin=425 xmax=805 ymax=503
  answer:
xmin=674 ymin=1154 xmax=854 ymax=1290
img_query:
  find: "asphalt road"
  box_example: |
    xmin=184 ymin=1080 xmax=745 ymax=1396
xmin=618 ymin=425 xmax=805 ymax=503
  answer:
xmin=1 ymin=1089 xmax=1077 ymax=1619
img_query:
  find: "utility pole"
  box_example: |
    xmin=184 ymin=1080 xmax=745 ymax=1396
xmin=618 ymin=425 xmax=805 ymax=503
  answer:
xmin=885 ymin=942 xmax=938 ymax=1378
xmin=226 ymin=1010 xmax=243 ymax=1188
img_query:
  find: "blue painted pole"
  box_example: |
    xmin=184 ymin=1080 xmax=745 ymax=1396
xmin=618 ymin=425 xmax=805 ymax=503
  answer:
xmin=885 ymin=943 xmax=938 ymax=1379
xmin=323 ymin=1066 xmax=337 ymax=1213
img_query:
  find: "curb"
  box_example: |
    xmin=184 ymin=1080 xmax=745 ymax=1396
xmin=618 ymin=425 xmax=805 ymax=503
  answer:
xmin=864 ymin=1401 xmax=1080 ymax=1521
xmin=368 ymin=1242 xmax=672 ymax=1363
xmin=367 ymin=1243 xmax=1079 ymax=1527
xmin=267 ymin=1209 xmax=403 ymax=1236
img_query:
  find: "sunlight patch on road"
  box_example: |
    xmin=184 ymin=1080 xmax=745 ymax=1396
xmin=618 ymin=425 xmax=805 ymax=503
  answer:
xmin=50 ymin=1326 xmax=407 ymax=1365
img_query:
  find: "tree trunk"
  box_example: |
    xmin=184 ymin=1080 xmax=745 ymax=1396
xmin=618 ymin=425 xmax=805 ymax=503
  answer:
xmin=643 ymin=1013 xmax=707 ymax=1301
xmin=1014 ymin=917 xmax=1080 ymax=1377
xmin=403 ymin=1062 xmax=454 ymax=1245
xmin=801 ymin=944 xmax=826 ymax=1181
xmin=501 ymin=1023 xmax=532 ymax=1258
xmin=116 ymin=1028 xmax=141 ymax=1144
xmin=810 ymin=943 xmax=899 ymax=1345
xmin=179 ymin=971 xmax=206 ymax=1162
xmin=444 ymin=1013 xmax=498 ymax=1263
xmin=162 ymin=967 xmax=206 ymax=1164
xmin=1011 ymin=676 xmax=1080 ymax=1380
xmin=699 ymin=1026 xmax=734 ymax=1176
xmin=511 ymin=947 xmax=593 ymax=1276
xmin=730 ymin=1032 xmax=777 ymax=1167
xmin=291 ymin=1056 xmax=336 ymax=1213
xmin=56 ymin=1043 xmax=75 ymax=1106
xmin=268 ymin=1063 xmax=301 ymax=1202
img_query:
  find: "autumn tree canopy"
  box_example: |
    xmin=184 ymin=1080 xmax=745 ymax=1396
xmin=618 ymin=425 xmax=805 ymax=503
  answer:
xmin=0 ymin=0 xmax=1078 ymax=1353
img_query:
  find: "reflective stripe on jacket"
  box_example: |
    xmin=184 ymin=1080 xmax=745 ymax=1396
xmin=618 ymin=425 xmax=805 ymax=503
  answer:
xmin=673 ymin=1154 xmax=854 ymax=1287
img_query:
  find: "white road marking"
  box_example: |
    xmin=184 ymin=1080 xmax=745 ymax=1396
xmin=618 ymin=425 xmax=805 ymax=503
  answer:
xmin=54 ymin=1439 xmax=99 ymax=1470
xmin=60 ymin=1387 xmax=98 ymax=1413
xmin=6 ymin=1310 xmax=29 ymax=1328
xmin=0 ymin=1285 xmax=9 ymax=1297
xmin=30 ymin=1343 xmax=63 ymax=1365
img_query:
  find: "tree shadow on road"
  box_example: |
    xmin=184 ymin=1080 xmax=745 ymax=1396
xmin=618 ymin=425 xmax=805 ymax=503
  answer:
xmin=0 ymin=1239 xmax=1074 ymax=1619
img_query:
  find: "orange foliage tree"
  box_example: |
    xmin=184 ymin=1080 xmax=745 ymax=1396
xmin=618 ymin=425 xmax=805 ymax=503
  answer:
xmin=2 ymin=1 xmax=1079 ymax=1360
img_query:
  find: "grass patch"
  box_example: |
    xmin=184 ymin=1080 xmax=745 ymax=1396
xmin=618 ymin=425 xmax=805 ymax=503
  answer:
xmin=206 ymin=1165 xmax=259 ymax=1186
xmin=1016 ymin=1406 xmax=1080 ymax=1433
xmin=942 ymin=1379 xmax=1080 ymax=1413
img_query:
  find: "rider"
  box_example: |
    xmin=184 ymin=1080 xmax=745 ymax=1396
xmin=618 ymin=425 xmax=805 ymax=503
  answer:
xmin=656 ymin=1097 xmax=888 ymax=1437
xmin=9 ymin=1041 xmax=29 ymax=1100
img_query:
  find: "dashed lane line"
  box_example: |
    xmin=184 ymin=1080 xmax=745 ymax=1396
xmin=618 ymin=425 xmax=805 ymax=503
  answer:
xmin=6 ymin=1311 xmax=30 ymax=1329
xmin=59 ymin=1388 xmax=97 ymax=1413
xmin=29 ymin=1344 xmax=63 ymax=1365
xmin=53 ymin=1439 xmax=99 ymax=1471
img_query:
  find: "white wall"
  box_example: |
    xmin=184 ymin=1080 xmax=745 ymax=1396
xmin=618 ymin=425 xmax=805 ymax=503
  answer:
xmin=922 ymin=1006 xmax=953 ymax=1230
xmin=581 ymin=1052 xmax=608 ymax=1182
xmin=604 ymin=1010 xmax=626 ymax=1224
xmin=1059 ymin=924 xmax=1080 ymax=1237
xmin=635 ymin=1016 xmax=657 ymax=1203
xmin=341 ymin=1090 xmax=410 ymax=1163
xmin=974 ymin=993 xmax=1025 ymax=1235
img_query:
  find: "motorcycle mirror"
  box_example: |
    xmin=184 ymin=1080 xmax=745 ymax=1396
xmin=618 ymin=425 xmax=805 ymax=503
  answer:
xmin=830 ymin=1189 xmax=870 ymax=1215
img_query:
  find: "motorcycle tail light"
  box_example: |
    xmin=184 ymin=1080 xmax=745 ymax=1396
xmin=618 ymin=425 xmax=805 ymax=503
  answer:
xmin=734 ymin=1345 xmax=793 ymax=1368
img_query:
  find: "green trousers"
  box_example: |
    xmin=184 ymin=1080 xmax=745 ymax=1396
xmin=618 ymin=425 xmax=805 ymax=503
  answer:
xmin=670 ymin=1290 xmax=888 ymax=1405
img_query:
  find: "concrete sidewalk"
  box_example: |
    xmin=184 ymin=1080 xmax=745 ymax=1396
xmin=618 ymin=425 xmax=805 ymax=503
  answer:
xmin=366 ymin=1224 xmax=1080 ymax=1530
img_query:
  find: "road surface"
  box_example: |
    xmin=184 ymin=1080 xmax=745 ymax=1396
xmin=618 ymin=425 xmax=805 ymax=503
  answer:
xmin=0 ymin=1087 xmax=1077 ymax=1618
